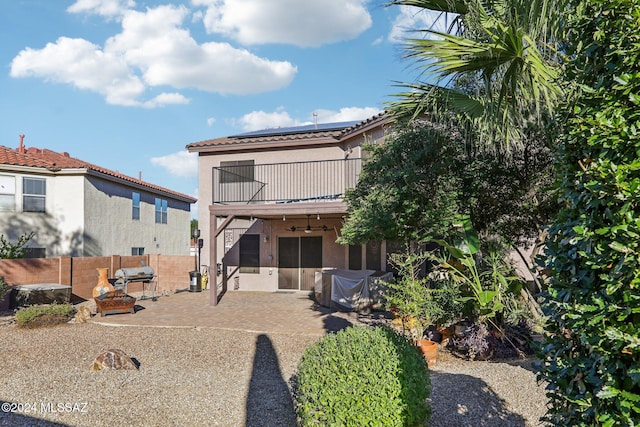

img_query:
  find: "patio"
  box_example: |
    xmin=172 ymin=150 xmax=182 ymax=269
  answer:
xmin=91 ymin=289 xmax=381 ymax=335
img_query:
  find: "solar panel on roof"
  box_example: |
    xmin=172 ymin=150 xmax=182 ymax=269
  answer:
xmin=230 ymin=120 xmax=361 ymax=139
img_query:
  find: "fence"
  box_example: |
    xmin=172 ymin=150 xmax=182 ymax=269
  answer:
xmin=0 ymin=254 xmax=195 ymax=301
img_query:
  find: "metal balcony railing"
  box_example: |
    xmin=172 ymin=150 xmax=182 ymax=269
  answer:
xmin=212 ymin=158 xmax=362 ymax=204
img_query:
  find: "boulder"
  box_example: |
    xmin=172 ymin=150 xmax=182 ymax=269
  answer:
xmin=90 ymin=349 xmax=138 ymax=371
xmin=74 ymin=306 xmax=91 ymax=323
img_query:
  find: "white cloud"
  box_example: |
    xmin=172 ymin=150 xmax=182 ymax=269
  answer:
xmin=389 ymin=5 xmax=457 ymax=43
xmin=150 ymin=151 xmax=198 ymax=177
xmin=314 ymin=106 xmax=383 ymax=123
xmin=10 ymin=4 xmax=297 ymax=107
xmin=67 ymin=0 xmax=136 ymax=18
xmin=206 ymin=117 xmax=216 ymax=127
xmin=190 ymin=187 xmax=199 ymax=219
xmin=108 ymin=6 xmax=297 ymax=94
xmin=235 ymin=108 xmax=305 ymax=131
xmin=10 ymin=37 xmax=149 ymax=107
xmin=142 ymin=92 xmax=190 ymax=108
xmin=234 ymin=106 xmax=382 ymax=132
xmin=196 ymin=0 xmax=372 ymax=47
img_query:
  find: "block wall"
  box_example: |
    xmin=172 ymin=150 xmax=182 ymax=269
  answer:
xmin=0 ymin=255 xmax=195 ymax=301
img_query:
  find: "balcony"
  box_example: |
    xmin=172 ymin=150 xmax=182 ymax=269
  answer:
xmin=212 ymin=158 xmax=361 ymax=205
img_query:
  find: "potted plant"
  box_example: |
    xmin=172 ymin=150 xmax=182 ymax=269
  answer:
xmin=385 ymin=245 xmax=439 ymax=366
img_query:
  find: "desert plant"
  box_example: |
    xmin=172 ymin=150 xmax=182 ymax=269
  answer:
xmin=434 ymin=220 xmax=524 ymax=322
xmin=431 ymin=218 xmax=529 ymax=356
xmin=294 ymin=325 xmax=431 ymax=427
xmin=15 ymin=303 xmax=75 ymax=328
xmin=450 ymin=320 xmax=535 ymax=361
xmin=0 ymin=232 xmax=34 ymax=259
xmin=385 ymin=246 xmax=434 ymax=341
xmin=424 ymin=272 xmax=465 ymax=328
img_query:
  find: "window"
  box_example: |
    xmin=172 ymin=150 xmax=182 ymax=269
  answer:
xmin=0 ymin=175 xmax=15 ymax=211
xmin=366 ymin=241 xmax=382 ymax=271
xmin=155 ymin=198 xmax=167 ymax=224
xmin=239 ymin=234 xmax=260 ymax=274
xmin=23 ymin=177 xmax=46 ymax=212
xmin=220 ymin=160 xmax=255 ymax=183
xmin=131 ymin=247 xmax=144 ymax=255
xmin=132 ymin=192 xmax=140 ymax=220
xmin=24 ymin=248 xmax=46 ymax=258
xmin=349 ymin=244 xmax=362 ymax=270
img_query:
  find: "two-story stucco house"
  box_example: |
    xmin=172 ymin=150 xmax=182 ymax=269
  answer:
xmin=0 ymin=140 xmax=197 ymax=257
xmin=187 ymin=112 xmax=393 ymax=304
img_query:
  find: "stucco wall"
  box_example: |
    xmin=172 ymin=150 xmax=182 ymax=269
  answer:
xmin=0 ymin=171 xmax=86 ymax=257
xmin=197 ymin=145 xmax=349 ymax=276
xmin=84 ymin=176 xmax=192 ymax=256
xmin=195 ymin=120 xmax=392 ymax=292
xmin=0 ymin=170 xmax=192 ymax=257
xmin=218 ymin=218 xmax=347 ymax=292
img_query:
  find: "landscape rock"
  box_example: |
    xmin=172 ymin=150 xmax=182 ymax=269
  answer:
xmin=74 ymin=306 xmax=91 ymax=323
xmin=90 ymin=348 xmax=139 ymax=371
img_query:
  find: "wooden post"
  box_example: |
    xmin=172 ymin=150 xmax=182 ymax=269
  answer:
xmin=210 ymin=214 xmax=235 ymax=306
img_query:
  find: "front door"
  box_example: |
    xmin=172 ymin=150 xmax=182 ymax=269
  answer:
xmin=278 ymin=236 xmax=322 ymax=290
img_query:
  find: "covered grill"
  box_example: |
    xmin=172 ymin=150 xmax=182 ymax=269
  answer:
xmin=114 ymin=266 xmax=156 ymax=301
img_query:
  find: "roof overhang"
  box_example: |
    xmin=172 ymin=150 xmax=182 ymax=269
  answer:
xmin=85 ymin=170 xmax=197 ymax=204
xmin=187 ymin=136 xmax=340 ymax=155
xmin=209 ymin=201 xmax=348 ymax=219
xmin=0 ymin=165 xmax=197 ymax=204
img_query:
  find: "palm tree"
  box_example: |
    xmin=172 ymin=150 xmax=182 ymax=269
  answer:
xmin=387 ymin=0 xmax=567 ymax=147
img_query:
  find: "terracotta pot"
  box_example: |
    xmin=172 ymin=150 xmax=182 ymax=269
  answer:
xmin=416 ymin=339 xmax=437 ymax=368
xmin=92 ymin=268 xmax=114 ymax=298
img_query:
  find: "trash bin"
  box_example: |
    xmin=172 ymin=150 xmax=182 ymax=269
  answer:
xmin=189 ymin=271 xmax=202 ymax=293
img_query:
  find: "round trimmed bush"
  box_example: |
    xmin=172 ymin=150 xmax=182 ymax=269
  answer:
xmin=294 ymin=325 xmax=431 ymax=426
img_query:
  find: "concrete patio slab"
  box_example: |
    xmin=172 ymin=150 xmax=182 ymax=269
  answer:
xmin=91 ymin=289 xmax=379 ymax=335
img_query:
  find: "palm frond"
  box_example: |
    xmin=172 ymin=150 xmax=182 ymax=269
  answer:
xmin=387 ymin=0 xmax=468 ymax=14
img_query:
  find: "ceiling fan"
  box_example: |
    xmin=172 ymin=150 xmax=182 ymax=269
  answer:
xmin=289 ymin=214 xmax=328 ymax=233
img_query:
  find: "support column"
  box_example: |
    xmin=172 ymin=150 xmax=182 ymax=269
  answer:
xmin=210 ymin=213 xmax=235 ymax=306
xmin=210 ymin=215 xmax=218 ymax=306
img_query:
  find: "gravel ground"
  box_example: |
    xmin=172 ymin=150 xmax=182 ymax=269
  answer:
xmin=0 ymin=318 xmax=548 ymax=426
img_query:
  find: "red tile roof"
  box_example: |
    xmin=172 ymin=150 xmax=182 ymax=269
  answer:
xmin=0 ymin=145 xmax=197 ymax=203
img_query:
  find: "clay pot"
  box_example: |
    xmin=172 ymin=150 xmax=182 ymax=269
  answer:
xmin=92 ymin=268 xmax=114 ymax=298
xmin=416 ymin=339 xmax=437 ymax=368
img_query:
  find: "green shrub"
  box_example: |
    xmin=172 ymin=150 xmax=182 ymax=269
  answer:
xmin=294 ymin=325 xmax=431 ymax=427
xmin=537 ymin=1 xmax=640 ymax=425
xmin=15 ymin=303 xmax=75 ymax=328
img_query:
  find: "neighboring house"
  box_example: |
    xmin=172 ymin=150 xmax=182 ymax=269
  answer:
xmin=187 ymin=112 xmax=392 ymax=302
xmin=0 ymin=140 xmax=197 ymax=257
